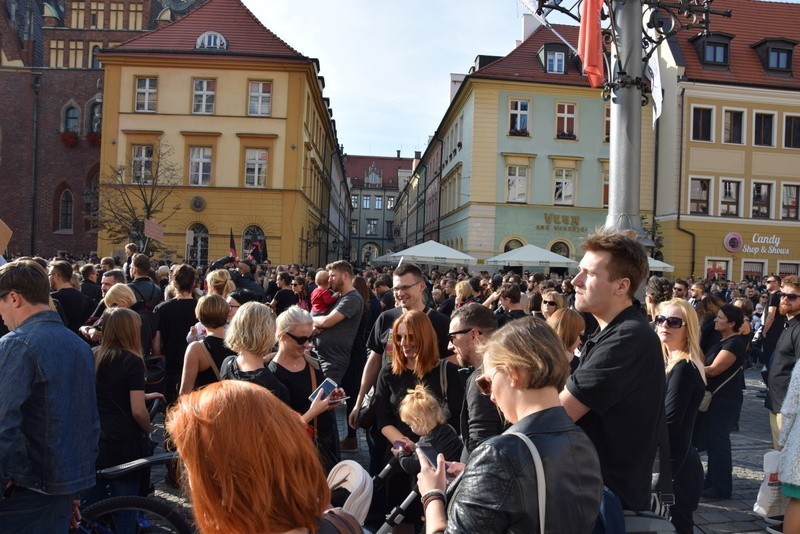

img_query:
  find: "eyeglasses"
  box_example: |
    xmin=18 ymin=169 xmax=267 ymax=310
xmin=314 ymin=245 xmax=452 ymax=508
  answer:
xmin=672 ymin=287 xmax=684 ymax=291
xmin=393 ymin=282 xmax=421 ymax=293
xmin=767 ymin=279 xmax=778 ymax=284
xmin=476 ymin=368 xmax=501 ymax=396
xmin=396 ymin=333 xmax=415 ymax=343
xmin=543 ymin=300 xmax=558 ymax=307
xmin=448 ymin=327 xmax=474 ymax=341
xmin=780 ymin=292 xmax=800 ymax=302
xmin=284 ymin=331 xmax=315 ymax=345
xmin=291 ymin=282 xmax=301 ymax=286
xmin=654 ymin=315 xmax=686 ymax=328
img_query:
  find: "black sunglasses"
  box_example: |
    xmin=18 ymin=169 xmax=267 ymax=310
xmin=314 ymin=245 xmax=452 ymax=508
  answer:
xmin=448 ymin=327 xmax=476 ymax=341
xmin=543 ymin=300 xmax=558 ymax=306
xmin=285 ymin=331 xmax=314 ymax=345
xmin=475 ymin=369 xmax=500 ymax=396
xmin=654 ymin=315 xmax=685 ymax=328
xmin=780 ymin=292 xmax=800 ymax=302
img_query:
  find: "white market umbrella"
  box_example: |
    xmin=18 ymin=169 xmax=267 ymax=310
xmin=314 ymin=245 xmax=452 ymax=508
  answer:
xmin=485 ymin=244 xmax=577 ymax=268
xmin=648 ymin=257 xmax=675 ymax=273
xmin=385 ymin=240 xmax=477 ymax=266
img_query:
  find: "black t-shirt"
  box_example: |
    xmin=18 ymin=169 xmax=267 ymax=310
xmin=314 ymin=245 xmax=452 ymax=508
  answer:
xmin=497 ymin=309 xmax=527 ymax=327
xmin=380 ymin=290 xmax=395 ymax=310
xmin=95 ymin=348 xmax=146 ymax=441
xmin=220 ymin=355 xmax=289 ymax=403
xmin=768 ymin=316 xmax=800 ymax=412
xmin=155 ymin=298 xmax=197 ymax=373
xmin=52 ymin=287 xmax=88 ymax=334
xmin=367 ymin=307 xmax=452 ymax=361
xmin=665 ymin=360 xmax=705 ymax=474
xmin=765 ymin=291 xmax=787 ymax=344
xmin=705 ymin=335 xmax=745 ymax=400
xmin=272 ymin=289 xmax=296 ymax=316
xmin=195 ymin=335 xmax=236 ymax=389
xmin=270 ymin=360 xmax=336 ymax=441
xmin=566 ymin=305 xmax=665 ymax=511
xmin=437 ymin=296 xmax=455 ymax=318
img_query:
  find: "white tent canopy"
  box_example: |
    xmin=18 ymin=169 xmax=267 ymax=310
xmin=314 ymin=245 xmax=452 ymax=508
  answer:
xmin=648 ymin=257 xmax=675 ymax=273
xmin=385 ymin=240 xmax=477 ymax=266
xmin=485 ymin=244 xmax=578 ymax=268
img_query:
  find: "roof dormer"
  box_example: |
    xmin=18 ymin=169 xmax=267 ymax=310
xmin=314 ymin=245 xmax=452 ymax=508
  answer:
xmin=751 ymin=38 xmax=797 ymax=75
xmin=690 ymin=32 xmax=735 ymax=68
xmin=195 ymin=31 xmax=227 ymax=50
xmin=538 ymin=43 xmax=571 ymax=74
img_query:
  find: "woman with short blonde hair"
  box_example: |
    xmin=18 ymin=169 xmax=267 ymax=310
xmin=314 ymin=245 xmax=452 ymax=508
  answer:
xmin=539 ymin=290 xmax=565 ymax=319
xmin=103 ymin=283 xmax=136 ymax=309
xmin=205 ymin=269 xmax=235 ymax=298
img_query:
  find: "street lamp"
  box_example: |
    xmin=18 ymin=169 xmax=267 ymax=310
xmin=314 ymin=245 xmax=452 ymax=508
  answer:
xmin=305 ymin=224 xmax=326 ymax=263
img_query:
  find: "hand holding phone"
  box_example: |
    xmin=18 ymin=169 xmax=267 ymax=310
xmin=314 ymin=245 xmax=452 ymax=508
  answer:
xmin=417 ymin=443 xmax=439 ymax=467
xmin=308 ymin=378 xmax=338 ymax=402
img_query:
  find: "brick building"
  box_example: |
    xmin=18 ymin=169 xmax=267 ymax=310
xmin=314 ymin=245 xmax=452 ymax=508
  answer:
xmin=0 ymin=0 xmax=200 ymax=258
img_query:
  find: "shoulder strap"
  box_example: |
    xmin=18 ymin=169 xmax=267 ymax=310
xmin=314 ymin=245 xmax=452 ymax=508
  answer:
xmin=507 ymin=432 xmax=546 ymax=534
xmin=200 ymin=339 xmax=221 ymax=380
xmin=321 ymin=508 xmax=362 ymax=534
xmin=439 ymin=359 xmax=448 ymax=405
xmin=711 ymin=365 xmax=742 ymax=395
xmin=308 ymin=364 xmax=319 ymax=438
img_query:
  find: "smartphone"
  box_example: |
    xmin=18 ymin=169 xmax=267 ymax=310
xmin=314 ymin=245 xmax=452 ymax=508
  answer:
xmin=308 ymin=378 xmax=338 ymax=402
xmin=417 ymin=443 xmax=439 ymax=467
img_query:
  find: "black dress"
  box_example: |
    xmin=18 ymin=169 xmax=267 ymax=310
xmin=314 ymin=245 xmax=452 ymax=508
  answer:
xmin=194 ymin=336 xmax=235 ymax=389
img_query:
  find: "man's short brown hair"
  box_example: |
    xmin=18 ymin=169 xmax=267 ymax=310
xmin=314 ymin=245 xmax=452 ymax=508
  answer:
xmin=393 ymin=262 xmax=424 ymax=282
xmin=581 ymin=228 xmax=648 ymax=299
xmin=132 ymin=253 xmax=151 ymax=275
xmin=325 ymin=260 xmax=354 ymax=278
xmin=783 ymin=275 xmax=800 ymax=292
xmin=49 ymin=260 xmax=74 ymax=283
xmin=0 ymin=260 xmax=50 ymax=305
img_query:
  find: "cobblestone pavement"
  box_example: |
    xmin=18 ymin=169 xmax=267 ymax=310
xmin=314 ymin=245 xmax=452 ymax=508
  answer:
xmin=152 ymin=368 xmax=778 ymax=533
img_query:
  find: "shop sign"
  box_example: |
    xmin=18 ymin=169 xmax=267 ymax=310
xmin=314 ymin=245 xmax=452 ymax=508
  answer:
xmin=535 ymin=213 xmax=589 ymax=233
xmin=740 ymin=233 xmax=791 ymax=256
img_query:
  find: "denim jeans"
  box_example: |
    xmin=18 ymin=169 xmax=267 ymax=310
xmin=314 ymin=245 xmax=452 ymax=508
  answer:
xmin=590 ymin=486 xmax=625 ymax=534
xmin=0 ymin=487 xmax=74 ymax=533
xmin=81 ymin=478 xmax=141 ymax=534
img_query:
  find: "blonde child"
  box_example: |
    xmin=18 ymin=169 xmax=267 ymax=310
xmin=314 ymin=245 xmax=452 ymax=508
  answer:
xmin=397 ymin=385 xmax=462 ymax=474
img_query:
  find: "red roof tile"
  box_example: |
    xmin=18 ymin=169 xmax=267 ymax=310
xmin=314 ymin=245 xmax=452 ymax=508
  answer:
xmin=110 ymin=0 xmax=304 ymax=59
xmin=674 ymin=0 xmax=800 ymax=89
xmin=472 ymin=24 xmax=597 ymax=87
xmin=344 ymin=155 xmax=413 ymax=189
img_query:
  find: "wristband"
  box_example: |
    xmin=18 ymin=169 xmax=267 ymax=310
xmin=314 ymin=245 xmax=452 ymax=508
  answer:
xmin=422 ymin=492 xmax=445 ymax=511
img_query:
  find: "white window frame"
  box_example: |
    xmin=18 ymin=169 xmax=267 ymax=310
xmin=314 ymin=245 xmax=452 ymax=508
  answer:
xmin=189 ymin=146 xmax=212 ymax=186
xmin=131 ymin=144 xmax=153 ymax=184
xmin=778 ymin=261 xmax=800 ymax=277
xmin=362 ymin=195 xmax=370 ymax=209
xmin=753 ymin=110 xmax=777 ymax=147
xmin=365 ymin=218 xmax=378 ymax=236
xmin=768 ymin=48 xmax=791 ymax=70
xmin=741 ymin=259 xmax=767 ymax=281
xmin=546 ymin=50 xmax=565 ymax=73
xmin=195 ymin=31 xmax=227 ymax=50
xmin=192 ymin=79 xmax=215 ymax=115
xmin=374 ymin=195 xmax=383 ymax=210
xmin=704 ymin=257 xmax=731 ymax=281
xmin=350 ymin=219 xmax=358 ymax=234
xmin=718 ymin=177 xmax=743 ymax=217
xmin=556 ymin=102 xmax=577 ymax=138
xmin=506 ymin=165 xmax=528 ymax=203
xmin=386 ymin=196 xmax=395 ymax=210
xmin=782 ymin=182 xmax=800 ymax=221
xmin=750 ymin=180 xmax=776 ymax=219
xmin=248 ymin=81 xmax=272 ymax=117
xmin=721 ymin=107 xmax=746 ymax=145
xmin=782 ymin=113 xmax=800 ymax=150
xmin=244 ymin=148 xmax=268 ymax=188
xmin=553 ymin=168 xmax=575 ymax=205
xmin=688 ymin=175 xmax=714 ymax=215
xmin=351 ymin=194 xmax=358 ymax=209
xmin=509 ymin=99 xmax=529 ymax=133
xmin=135 ymin=77 xmax=157 ymax=113
xmin=690 ymin=104 xmax=715 ymax=143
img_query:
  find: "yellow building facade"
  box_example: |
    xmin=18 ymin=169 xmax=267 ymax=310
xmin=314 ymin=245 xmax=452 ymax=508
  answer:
xmin=96 ymin=0 xmax=340 ymax=265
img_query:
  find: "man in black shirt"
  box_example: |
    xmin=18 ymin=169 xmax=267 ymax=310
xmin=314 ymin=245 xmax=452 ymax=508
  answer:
xmin=79 ymin=263 xmax=103 ymax=309
xmin=127 ymin=253 xmax=163 ymax=310
xmin=560 ymin=228 xmax=665 ymax=517
xmin=767 ymin=275 xmax=800 ymax=448
xmin=763 ymin=276 xmax=786 ymax=366
xmin=48 ymin=260 xmax=88 ymax=334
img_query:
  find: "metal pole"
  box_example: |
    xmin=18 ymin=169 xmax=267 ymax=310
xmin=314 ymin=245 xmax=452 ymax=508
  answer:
xmin=606 ymin=0 xmax=652 ymax=245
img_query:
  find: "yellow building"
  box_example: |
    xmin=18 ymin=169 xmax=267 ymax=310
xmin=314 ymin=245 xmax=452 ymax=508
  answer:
xmin=656 ymin=0 xmax=800 ymax=281
xmin=97 ymin=0 xmax=341 ymax=265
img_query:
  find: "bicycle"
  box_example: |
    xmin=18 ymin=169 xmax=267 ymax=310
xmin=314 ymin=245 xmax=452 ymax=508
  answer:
xmin=77 ymin=452 xmax=194 ymax=533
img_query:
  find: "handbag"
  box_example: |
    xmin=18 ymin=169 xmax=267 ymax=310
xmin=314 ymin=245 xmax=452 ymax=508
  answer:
xmin=698 ymin=366 xmax=742 ymax=412
xmin=357 ymin=387 xmax=377 ymax=429
xmin=507 ymin=432 xmax=546 ymax=534
xmin=754 ymin=450 xmax=789 ymax=518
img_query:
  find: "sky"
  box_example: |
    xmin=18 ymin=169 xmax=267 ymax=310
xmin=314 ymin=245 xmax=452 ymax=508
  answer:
xmin=241 ymin=0 xmax=545 ymax=158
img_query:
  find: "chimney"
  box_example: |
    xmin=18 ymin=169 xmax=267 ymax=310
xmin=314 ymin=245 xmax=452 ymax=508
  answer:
xmin=450 ymin=73 xmax=466 ymax=102
xmin=521 ymin=13 xmax=540 ymax=42
xmin=414 ymin=151 xmax=421 ymax=159
xmin=396 ymin=150 xmax=401 ymax=158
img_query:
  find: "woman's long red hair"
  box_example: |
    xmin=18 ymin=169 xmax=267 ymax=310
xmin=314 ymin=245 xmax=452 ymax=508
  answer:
xmin=391 ymin=310 xmax=439 ymax=379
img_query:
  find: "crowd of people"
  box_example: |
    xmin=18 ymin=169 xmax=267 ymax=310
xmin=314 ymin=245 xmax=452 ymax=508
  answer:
xmin=0 ymin=231 xmax=799 ymax=534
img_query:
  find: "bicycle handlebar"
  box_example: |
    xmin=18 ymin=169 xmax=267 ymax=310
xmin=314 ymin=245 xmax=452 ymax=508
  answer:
xmin=96 ymin=451 xmax=178 ymax=479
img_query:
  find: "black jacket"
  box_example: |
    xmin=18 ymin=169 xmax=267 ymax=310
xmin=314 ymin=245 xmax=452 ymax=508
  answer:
xmin=445 ymin=407 xmax=602 ymax=533
xmin=460 ymin=367 xmax=504 ymax=461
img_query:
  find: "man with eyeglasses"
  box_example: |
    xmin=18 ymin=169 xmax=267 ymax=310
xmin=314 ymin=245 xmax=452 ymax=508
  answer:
xmin=447 ymin=303 xmax=503 ymax=461
xmin=672 ymin=279 xmax=689 ymax=300
xmin=766 ymin=276 xmax=800 ymax=451
xmin=0 ymin=260 xmax=100 ymax=532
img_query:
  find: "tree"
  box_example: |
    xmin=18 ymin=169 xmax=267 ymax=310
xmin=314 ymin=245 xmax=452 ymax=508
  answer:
xmin=98 ymin=140 xmax=181 ymax=256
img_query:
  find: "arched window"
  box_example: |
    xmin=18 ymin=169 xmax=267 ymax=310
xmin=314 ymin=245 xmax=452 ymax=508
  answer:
xmin=195 ymin=31 xmax=227 ymax=50
xmin=504 ymin=239 xmax=524 ymax=252
xmin=64 ymin=106 xmax=79 ymax=132
xmin=187 ymin=223 xmax=209 ymax=267
xmin=550 ymin=241 xmax=570 ymax=257
xmin=91 ymin=45 xmax=101 ymax=69
xmin=89 ymin=102 xmax=102 ymax=133
xmin=242 ymin=225 xmax=265 ymax=262
xmin=59 ymin=190 xmax=73 ymax=230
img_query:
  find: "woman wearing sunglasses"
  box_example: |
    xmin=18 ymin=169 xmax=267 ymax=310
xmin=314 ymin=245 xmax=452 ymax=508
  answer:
xmin=655 ymin=299 xmax=707 ymax=533
xmin=539 ymin=290 xmax=565 ymax=319
xmin=416 ymin=317 xmax=602 ymax=533
xmin=374 ymin=309 xmax=464 ymax=533
xmin=270 ymin=305 xmax=345 ymax=472
xmin=291 ymin=276 xmax=311 ymax=312
xmin=693 ymin=304 xmax=746 ymax=500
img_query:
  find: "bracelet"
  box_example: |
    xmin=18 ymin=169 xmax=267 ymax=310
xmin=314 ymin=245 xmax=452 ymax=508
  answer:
xmin=422 ymin=492 xmax=445 ymax=511
xmin=421 ymin=489 xmax=446 ymax=501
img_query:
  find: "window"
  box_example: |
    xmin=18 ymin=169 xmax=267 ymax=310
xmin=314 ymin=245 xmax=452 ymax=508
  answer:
xmin=704 ymin=42 xmax=728 ymax=64
xmin=89 ymin=2 xmax=103 ymax=28
xmin=604 ymin=106 xmax=611 ymax=142
xmin=743 ymin=261 xmax=766 ymax=281
xmin=91 ymin=45 xmax=101 ymax=69
xmin=375 ymin=196 xmax=383 ymax=210
xmin=187 ymin=223 xmax=208 ymax=266
xmin=720 ymin=180 xmax=740 ymax=216
xmin=362 ymin=195 xmax=371 ymax=209
xmin=189 ymin=147 xmax=212 ymax=186
xmin=192 ymin=79 xmax=215 ymax=114
xmin=109 ymin=3 xmax=123 ymax=29
xmin=366 ymin=219 xmax=378 ymax=236
xmin=131 ymin=144 xmax=153 ymax=184
xmin=755 ymin=112 xmax=775 ymax=146
xmin=248 ymin=81 xmax=272 ymax=117
xmin=135 ymin=77 xmax=157 ymax=113
xmin=386 ymin=196 xmax=395 ymax=210
xmin=195 ymin=31 xmax=227 ymax=50
xmin=64 ymin=106 xmax=79 ymax=132
xmin=506 ymin=166 xmax=528 ymax=203
xmin=128 ymin=2 xmax=142 ymax=30
xmin=546 ymin=51 xmax=565 ymax=73
xmin=554 ymin=168 xmax=574 ymax=205
xmin=769 ymin=48 xmax=791 ymax=70
xmin=68 ymin=41 xmax=84 ymax=68
xmin=690 ymin=178 xmax=710 ymax=214
xmin=89 ymin=102 xmax=102 ymax=133
xmin=244 ymin=148 xmax=268 ymax=187
xmin=509 ymin=100 xmax=529 ymax=134
xmin=49 ymin=40 xmax=65 ymax=67
xmin=723 ymin=109 xmax=743 ymax=144
xmin=59 ymin=190 xmax=73 ymax=230
xmin=386 ymin=221 xmax=394 ymax=239
xmin=70 ymin=1 xmax=85 ymax=27
xmin=783 ymin=185 xmax=799 ymax=220
xmin=351 ymin=220 xmax=358 ymax=234
xmin=752 ymin=182 xmax=772 ymax=218
xmin=785 ymin=116 xmax=800 ymax=149
xmin=779 ymin=262 xmax=800 ymax=277
xmin=692 ymin=107 xmax=713 ymax=141
xmin=602 ymin=168 xmax=609 ymax=208
xmin=242 ymin=225 xmax=264 ymax=258
xmin=556 ymin=102 xmax=576 ymax=138
xmin=351 ymin=194 xmax=358 ymax=209
xmin=706 ymin=259 xmax=729 ymax=281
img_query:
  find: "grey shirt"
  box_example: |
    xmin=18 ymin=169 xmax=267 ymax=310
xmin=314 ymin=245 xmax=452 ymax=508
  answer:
xmin=315 ymin=290 xmax=364 ymax=383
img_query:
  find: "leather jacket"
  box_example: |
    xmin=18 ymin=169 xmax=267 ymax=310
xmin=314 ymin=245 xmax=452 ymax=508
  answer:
xmin=445 ymin=406 xmax=602 ymax=533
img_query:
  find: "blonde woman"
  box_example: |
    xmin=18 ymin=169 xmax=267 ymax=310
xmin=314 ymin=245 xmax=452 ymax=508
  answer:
xmin=655 ymin=298 xmax=707 ymax=533
xmin=454 ymin=280 xmax=475 ymax=309
xmin=539 ymin=290 xmax=565 ymax=319
xmin=546 ymin=308 xmax=585 ymax=371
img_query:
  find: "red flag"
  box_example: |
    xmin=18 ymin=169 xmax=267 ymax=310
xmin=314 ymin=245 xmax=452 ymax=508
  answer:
xmin=229 ymin=228 xmax=237 ymax=260
xmin=579 ymin=0 xmax=605 ymax=88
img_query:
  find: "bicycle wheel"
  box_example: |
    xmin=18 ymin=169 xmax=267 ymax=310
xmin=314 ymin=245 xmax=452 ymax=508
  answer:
xmin=81 ymin=495 xmax=194 ymax=534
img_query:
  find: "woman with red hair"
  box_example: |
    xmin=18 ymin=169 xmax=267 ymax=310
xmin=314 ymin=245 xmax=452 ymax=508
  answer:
xmin=166 ymin=380 xmax=357 ymax=534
